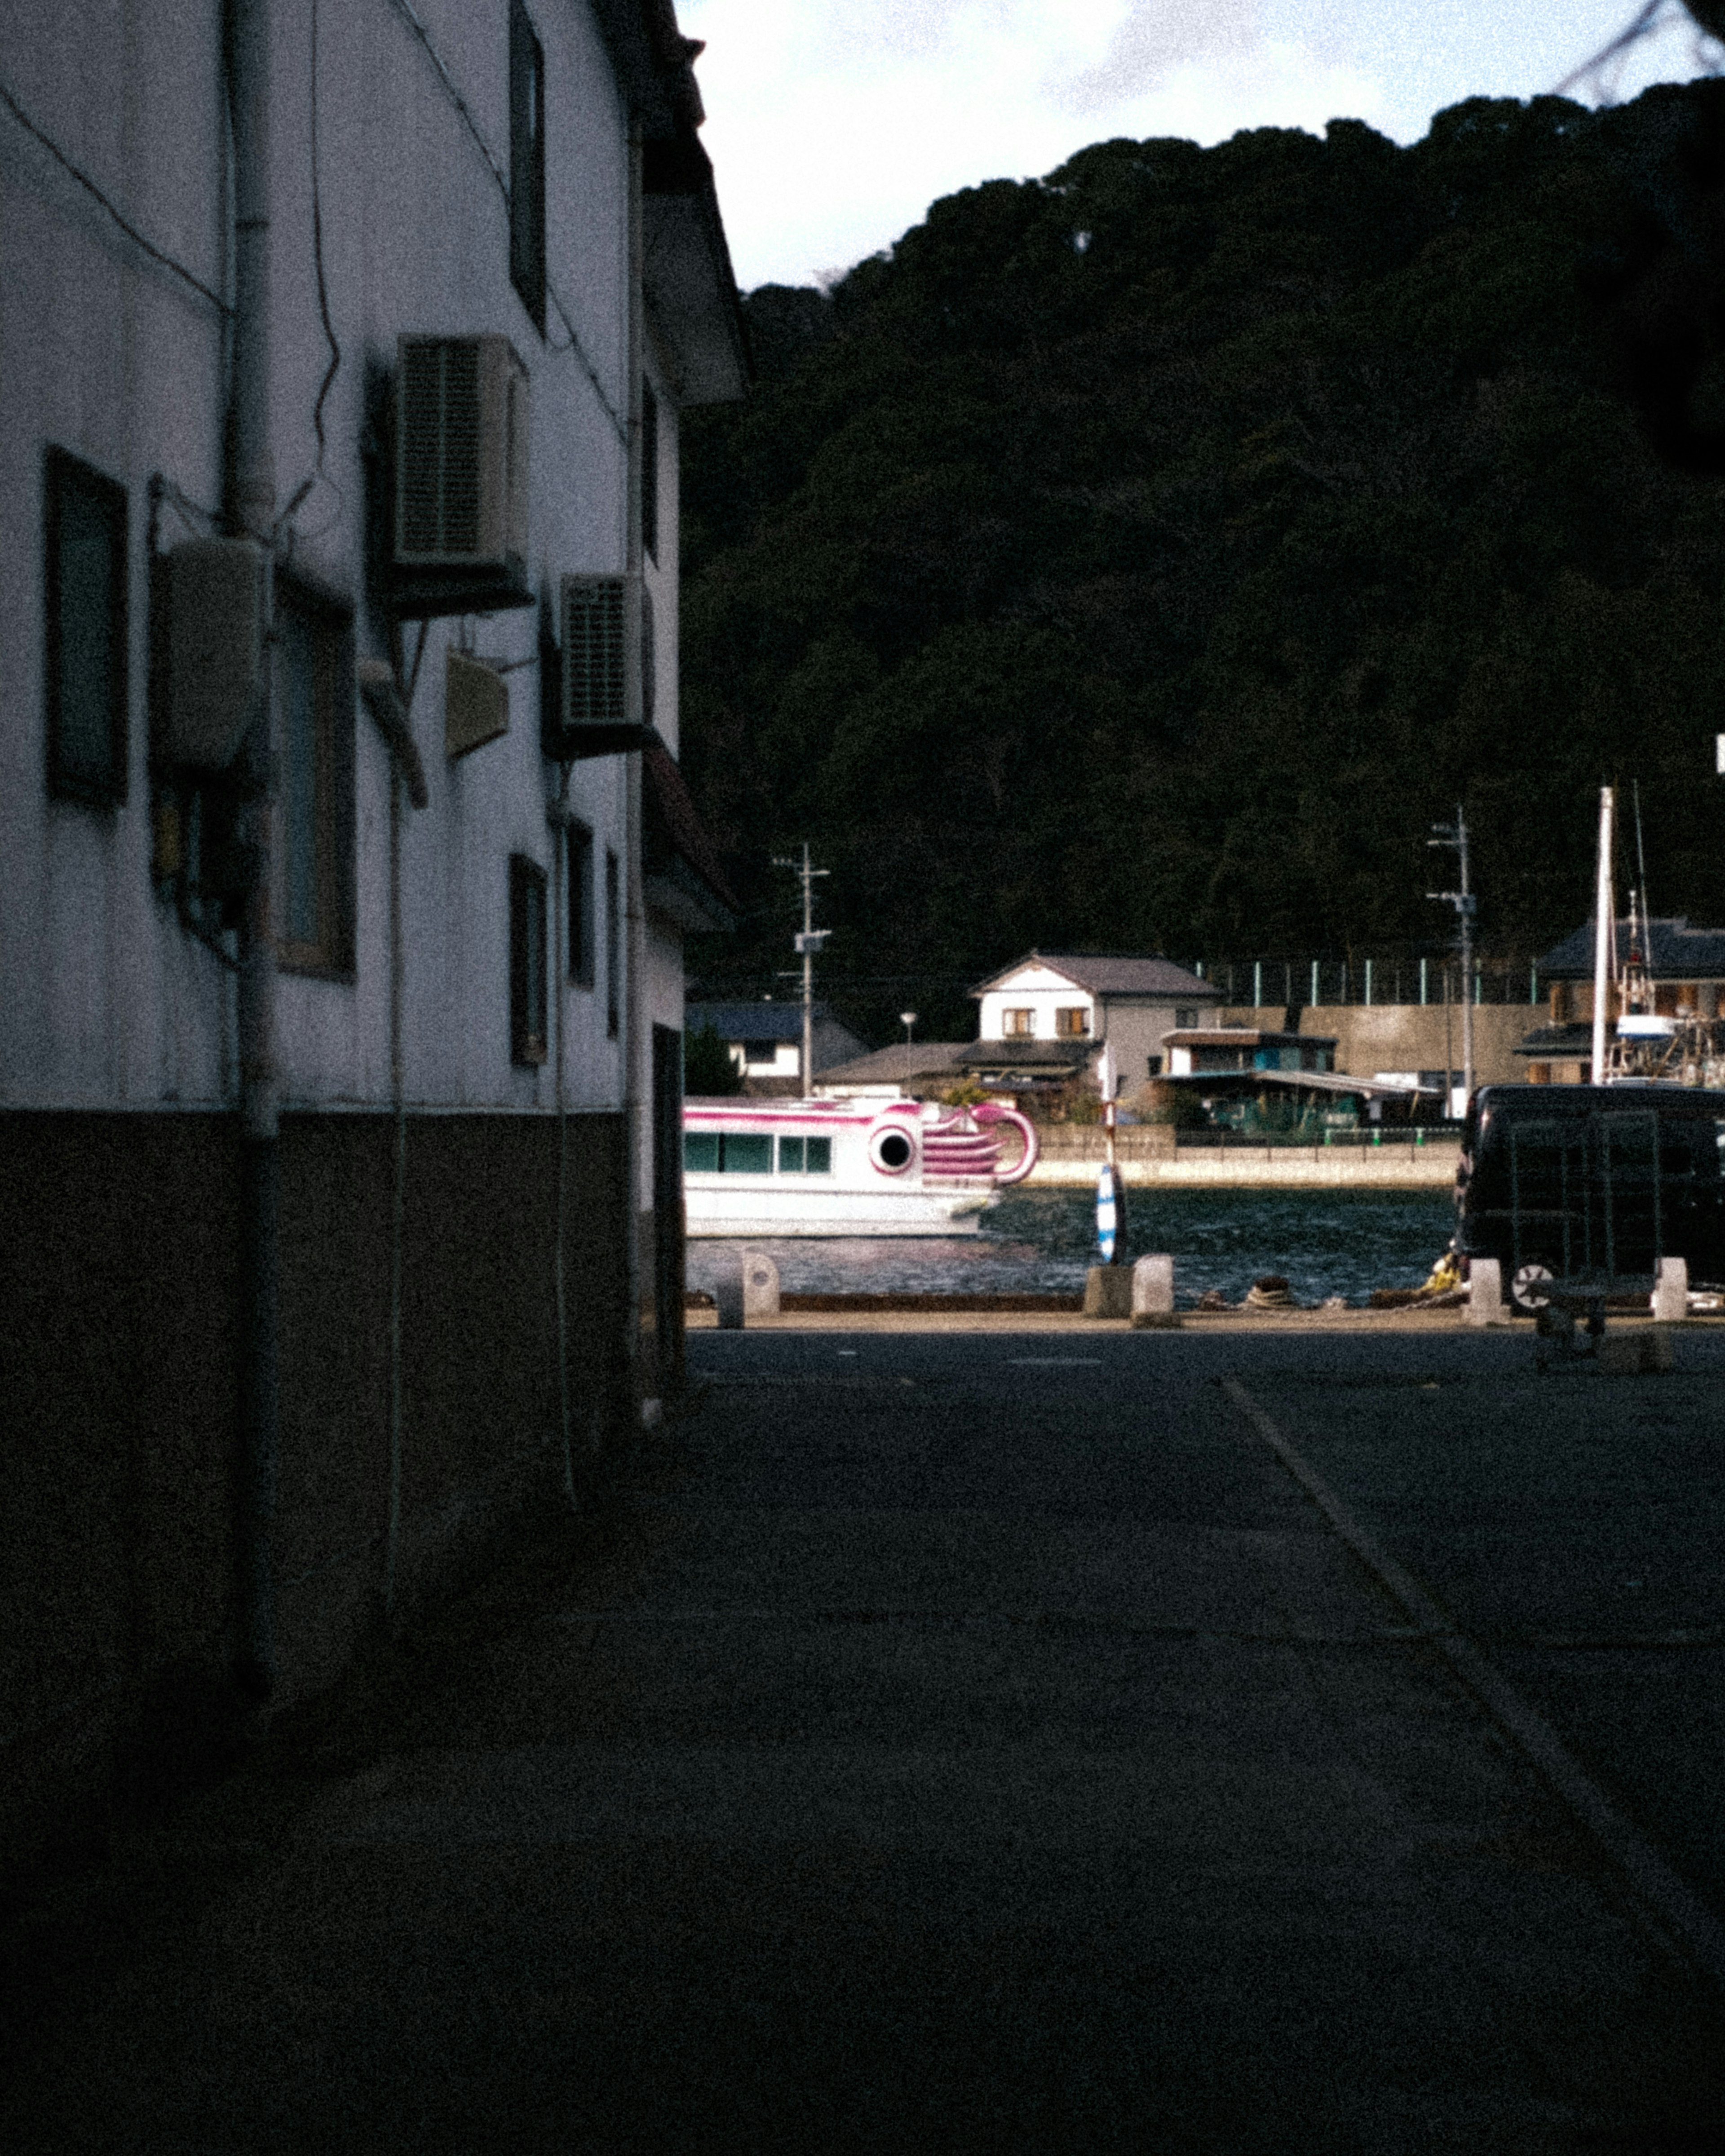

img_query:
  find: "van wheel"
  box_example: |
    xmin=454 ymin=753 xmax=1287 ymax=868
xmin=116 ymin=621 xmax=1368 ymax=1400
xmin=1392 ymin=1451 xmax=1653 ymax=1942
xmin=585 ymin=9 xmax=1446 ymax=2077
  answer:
xmin=1510 ymin=1260 xmax=1555 ymax=1314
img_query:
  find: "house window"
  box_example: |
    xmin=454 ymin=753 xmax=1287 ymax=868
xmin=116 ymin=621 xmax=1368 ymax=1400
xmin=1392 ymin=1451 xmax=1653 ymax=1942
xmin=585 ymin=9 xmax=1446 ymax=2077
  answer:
xmin=509 ymin=0 xmax=546 ymax=334
xmin=44 ymin=446 xmax=128 ymax=804
xmin=1146 ymin=1055 xmax=1163 ymax=1077
xmin=1175 ymin=1007 xmax=1199 ymax=1028
xmin=1054 ymin=1006 xmax=1089 ymax=1038
xmin=1002 ymin=1007 xmax=1035 ymax=1038
xmin=510 ymin=854 xmax=548 ymax=1065
xmin=605 ymin=846 xmax=620 ymax=1038
xmin=742 ymin=1038 xmax=779 ymax=1065
xmin=641 ymin=377 xmax=659 ymax=563
xmin=275 ymin=578 xmax=355 ymax=975
xmin=567 ymin=817 xmax=594 ymax=985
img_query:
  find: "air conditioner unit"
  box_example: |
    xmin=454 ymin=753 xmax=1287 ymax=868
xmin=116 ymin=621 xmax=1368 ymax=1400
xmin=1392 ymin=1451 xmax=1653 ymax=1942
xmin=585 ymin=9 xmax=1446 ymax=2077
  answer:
xmin=544 ymin=573 xmax=640 ymax=758
xmin=395 ymin=335 xmax=530 ymax=580
xmin=162 ymin=537 xmax=265 ymax=771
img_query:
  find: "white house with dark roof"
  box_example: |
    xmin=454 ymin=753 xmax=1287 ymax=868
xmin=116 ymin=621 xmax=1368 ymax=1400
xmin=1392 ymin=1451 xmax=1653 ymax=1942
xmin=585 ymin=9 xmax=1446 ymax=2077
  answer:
xmin=972 ymin=953 xmax=1223 ymax=1091
xmin=685 ymin=1000 xmax=867 ymax=1092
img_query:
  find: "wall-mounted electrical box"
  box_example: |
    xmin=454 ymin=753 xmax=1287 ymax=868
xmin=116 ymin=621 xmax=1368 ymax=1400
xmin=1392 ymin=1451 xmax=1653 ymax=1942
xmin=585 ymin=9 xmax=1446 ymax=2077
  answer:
xmin=162 ymin=538 xmax=265 ymax=771
xmin=445 ymin=649 xmax=509 ymax=761
xmin=391 ymin=334 xmax=531 ymax=617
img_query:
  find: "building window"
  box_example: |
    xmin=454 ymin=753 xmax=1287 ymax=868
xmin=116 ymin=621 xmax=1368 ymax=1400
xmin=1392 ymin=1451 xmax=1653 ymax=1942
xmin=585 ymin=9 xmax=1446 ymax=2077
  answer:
xmin=641 ymin=377 xmax=659 ymax=563
xmin=1146 ymin=1055 xmax=1163 ymax=1077
xmin=1175 ymin=1007 xmax=1199 ymax=1028
xmin=44 ymin=446 xmax=128 ymax=805
xmin=605 ymin=846 xmax=620 ymax=1038
xmin=1054 ymin=1006 xmax=1089 ymax=1038
xmin=509 ymin=0 xmax=546 ymax=334
xmin=1002 ymin=1007 xmax=1035 ymax=1038
xmin=510 ymin=854 xmax=548 ymax=1065
xmin=567 ymin=817 xmax=594 ymax=985
xmin=275 ymin=577 xmax=355 ymax=976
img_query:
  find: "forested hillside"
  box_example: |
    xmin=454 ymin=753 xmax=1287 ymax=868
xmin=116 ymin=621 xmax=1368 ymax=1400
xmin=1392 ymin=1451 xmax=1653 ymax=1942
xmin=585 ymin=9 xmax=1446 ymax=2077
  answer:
xmin=681 ymin=85 xmax=1725 ymax=1043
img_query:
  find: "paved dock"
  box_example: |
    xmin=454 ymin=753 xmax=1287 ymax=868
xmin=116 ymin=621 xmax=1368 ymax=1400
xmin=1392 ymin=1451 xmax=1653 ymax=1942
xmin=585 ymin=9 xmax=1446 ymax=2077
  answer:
xmin=4 ymin=1325 xmax=1723 ymax=2151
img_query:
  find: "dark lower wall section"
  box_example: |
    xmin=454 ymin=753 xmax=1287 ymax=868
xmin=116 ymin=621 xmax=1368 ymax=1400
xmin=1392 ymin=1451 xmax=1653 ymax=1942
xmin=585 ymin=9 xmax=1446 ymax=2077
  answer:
xmin=0 ymin=1108 xmax=632 ymax=1857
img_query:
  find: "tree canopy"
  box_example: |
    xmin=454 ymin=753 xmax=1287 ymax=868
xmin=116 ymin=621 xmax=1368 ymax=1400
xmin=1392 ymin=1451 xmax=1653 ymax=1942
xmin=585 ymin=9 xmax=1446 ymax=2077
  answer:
xmin=681 ymin=84 xmax=1725 ymax=1043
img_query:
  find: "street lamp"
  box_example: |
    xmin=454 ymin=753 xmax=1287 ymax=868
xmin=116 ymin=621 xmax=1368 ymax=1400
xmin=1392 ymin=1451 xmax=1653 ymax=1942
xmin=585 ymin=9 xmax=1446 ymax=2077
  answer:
xmin=900 ymin=1011 xmax=917 ymax=1044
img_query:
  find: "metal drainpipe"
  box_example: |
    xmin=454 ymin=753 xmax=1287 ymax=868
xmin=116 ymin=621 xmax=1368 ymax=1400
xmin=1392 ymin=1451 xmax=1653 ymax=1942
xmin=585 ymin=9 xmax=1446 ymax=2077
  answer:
xmin=620 ymin=115 xmax=646 ymax=1423
xmin=227 ymin=0 xmax=279 ymax=1703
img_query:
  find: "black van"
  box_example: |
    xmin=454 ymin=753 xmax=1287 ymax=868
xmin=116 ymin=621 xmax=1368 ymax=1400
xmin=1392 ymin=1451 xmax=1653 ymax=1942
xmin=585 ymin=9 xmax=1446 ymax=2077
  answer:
xmin=1455 ymin=1084 xmax=1725 ymax=1311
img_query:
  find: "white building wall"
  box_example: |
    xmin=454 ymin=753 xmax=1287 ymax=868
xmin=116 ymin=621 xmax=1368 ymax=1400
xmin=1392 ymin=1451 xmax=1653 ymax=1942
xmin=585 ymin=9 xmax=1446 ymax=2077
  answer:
xmin=0 ymin=0 xmax=690 ymax=1118
xmin=977 ymin=967 xmax=1093 ymax=1042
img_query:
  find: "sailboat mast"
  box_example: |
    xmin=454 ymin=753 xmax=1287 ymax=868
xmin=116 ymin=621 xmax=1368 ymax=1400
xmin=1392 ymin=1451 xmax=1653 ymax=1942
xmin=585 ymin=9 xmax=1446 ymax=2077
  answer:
xmin=1591 ymin=786 xmax=1614 ymax=1086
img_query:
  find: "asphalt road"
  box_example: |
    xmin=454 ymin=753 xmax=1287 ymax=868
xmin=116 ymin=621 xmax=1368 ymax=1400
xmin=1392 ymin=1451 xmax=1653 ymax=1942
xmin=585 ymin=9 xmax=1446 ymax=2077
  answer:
xmin=4 ymin=1322 xmax=1722 ymax=2152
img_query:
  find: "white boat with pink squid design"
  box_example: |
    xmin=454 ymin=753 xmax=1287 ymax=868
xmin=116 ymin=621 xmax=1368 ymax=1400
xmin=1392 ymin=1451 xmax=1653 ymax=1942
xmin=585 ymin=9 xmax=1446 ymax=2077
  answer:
xmin=682 ymin=1096 xmax=1039 ymax=1237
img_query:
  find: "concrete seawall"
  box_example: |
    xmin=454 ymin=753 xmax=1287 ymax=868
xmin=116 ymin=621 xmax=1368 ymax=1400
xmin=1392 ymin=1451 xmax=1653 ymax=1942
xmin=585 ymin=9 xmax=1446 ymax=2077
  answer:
xmin=1025 ymin=1140 xmax=1461 ymax=1188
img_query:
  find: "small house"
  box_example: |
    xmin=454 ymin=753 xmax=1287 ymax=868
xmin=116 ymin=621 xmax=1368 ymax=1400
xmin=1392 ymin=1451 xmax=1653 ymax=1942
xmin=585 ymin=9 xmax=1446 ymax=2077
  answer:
xmin=971 ymin=953 xmax=1223 ymax=1091
xmin=686 ymin=1001 xmax=868 ymax=1094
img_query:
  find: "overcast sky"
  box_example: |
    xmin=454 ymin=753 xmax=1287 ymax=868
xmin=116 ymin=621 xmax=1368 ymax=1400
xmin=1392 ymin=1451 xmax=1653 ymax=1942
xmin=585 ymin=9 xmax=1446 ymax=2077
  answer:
xmin=677 ymin=0 xmax=1723 ymax=290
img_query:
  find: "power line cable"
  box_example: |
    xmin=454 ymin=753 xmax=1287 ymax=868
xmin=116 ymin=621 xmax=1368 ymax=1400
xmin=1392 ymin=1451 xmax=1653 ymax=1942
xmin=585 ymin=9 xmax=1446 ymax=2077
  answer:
xmin=377 ymin=0 xmax=627 ymax=444
xmin=279 ymin=0 xmax=345 ymax=537
xmin=0 ymin=71 xmax=230 ymax=316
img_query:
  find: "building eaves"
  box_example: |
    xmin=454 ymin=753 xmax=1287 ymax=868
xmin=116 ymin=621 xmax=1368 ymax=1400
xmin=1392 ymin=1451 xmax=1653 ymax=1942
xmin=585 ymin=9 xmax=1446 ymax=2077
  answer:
xmin=641 ymin=736 xmax=739 ymax=933
xmin=969 ymin=951 xmax=1221 ymax=1000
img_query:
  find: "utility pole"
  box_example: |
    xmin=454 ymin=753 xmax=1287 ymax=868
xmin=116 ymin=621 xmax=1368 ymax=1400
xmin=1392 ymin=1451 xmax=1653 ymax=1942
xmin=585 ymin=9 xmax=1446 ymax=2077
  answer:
xmin=773 ymin=844 xmax=829 ymax=1096
xmin=1427 ymin=805 xmax=1476 ymax=1110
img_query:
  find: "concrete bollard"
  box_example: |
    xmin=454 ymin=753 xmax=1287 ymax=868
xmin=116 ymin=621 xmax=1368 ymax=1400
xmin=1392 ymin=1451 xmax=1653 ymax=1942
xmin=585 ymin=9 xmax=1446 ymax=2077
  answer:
xmin=1131 ymin=1254 xmax=1179 ymax=1330
xmin=742 ymin=1251 xmax=781 ymax=1320
xmin=1468 ymin=1256 xmax=1504 ymax=1326
xmin=1083 ymin=1266 xmax=1133 ymax=1319
xmin=1653 ymin=1255 xmax=1688 ymax=1325
xmin=713 ymin=1263 xmax=745 ymax=1331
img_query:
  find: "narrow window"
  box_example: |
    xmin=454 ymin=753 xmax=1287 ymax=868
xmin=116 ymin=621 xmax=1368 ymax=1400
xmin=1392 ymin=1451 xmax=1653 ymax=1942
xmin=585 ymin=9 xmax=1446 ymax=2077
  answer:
xmin=510 ymin=853 xmax=548 ymax=1065
xmin=777 ymin=1135 xmax=805 ymax=1173
xmin=44 ymin=446 xmax=128 ymax=804
xmin=509 ymin=0 xmax=546 ymax=335
xmin=805 ymin=1136 xmax=832 ymax=1174
xmin=641 ymin=377 xmax=659 ymax=563
xmin=274 ymin=577 xmax=355 ymax=975
xmin=605 ymin=846 xmax=620 ymax=1038
xmin=567 ymin=817 xmax=594 ymax=985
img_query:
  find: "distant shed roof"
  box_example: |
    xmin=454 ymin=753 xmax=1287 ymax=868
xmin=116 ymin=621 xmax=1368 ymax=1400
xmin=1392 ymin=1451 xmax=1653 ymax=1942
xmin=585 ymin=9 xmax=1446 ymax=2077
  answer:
xmin=815 ymin=1043 xmax=969 ymax=1087
xmin=1538 ymin=917 xmax=1725 ymax=981
xmin=687 ymin=1001 xmax=843 ymax=1044
xmin=971 ymin=952 xmax=1221 ymax=999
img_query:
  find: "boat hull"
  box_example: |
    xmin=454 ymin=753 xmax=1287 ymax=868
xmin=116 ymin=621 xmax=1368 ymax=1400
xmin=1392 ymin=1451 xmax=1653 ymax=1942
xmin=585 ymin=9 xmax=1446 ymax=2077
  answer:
xmin=684 ymin=1183 xmax=994 ymax=1237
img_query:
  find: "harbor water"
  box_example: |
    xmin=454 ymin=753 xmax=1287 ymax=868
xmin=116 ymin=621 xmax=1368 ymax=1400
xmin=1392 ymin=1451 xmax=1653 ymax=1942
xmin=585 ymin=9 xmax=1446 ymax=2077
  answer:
xmin=686 ymin=1187 xmax=1457 ymax=1308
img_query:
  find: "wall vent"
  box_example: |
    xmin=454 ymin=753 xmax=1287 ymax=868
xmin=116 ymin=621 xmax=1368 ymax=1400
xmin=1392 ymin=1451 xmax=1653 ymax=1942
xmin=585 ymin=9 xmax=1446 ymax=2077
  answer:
xmin=445 ymin=649 xmax=509 ymax=761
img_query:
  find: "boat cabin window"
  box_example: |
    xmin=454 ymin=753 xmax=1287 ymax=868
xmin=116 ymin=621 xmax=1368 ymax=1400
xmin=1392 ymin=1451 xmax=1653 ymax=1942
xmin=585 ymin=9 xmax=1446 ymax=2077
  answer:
xmin=683 ymin=1130 xmax=774 ymax=1174
xmin=778 ymin=1135 xmax=832 ymax=1174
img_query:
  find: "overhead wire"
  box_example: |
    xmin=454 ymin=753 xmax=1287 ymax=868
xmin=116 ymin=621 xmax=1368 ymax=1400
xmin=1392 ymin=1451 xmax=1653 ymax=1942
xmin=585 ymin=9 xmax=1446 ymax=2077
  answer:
xmin=377 ymin=0 xmax=627 ymax=444
xmin=279 ymin=0 xmax=344 ymax=539
xmin=0 ymin=71 xmax=230 ymax=316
